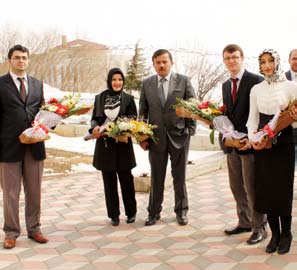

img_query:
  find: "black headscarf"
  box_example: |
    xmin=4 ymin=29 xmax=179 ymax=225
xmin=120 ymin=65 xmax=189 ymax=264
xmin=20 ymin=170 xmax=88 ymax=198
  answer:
xmin=104 ymin=68 xmax=125 ymax=120
xmin=107 ymin=67 xmax=125 ymax=92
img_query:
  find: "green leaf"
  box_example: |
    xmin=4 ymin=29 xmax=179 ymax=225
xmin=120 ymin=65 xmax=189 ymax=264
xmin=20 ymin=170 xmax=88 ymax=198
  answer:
xmin=209 ymin=129 xmax=215 ymax=144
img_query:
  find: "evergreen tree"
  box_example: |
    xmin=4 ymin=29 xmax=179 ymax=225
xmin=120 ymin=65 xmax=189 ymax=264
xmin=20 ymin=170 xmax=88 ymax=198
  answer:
xmin=125 ymin=42 xmax=149 ymax=93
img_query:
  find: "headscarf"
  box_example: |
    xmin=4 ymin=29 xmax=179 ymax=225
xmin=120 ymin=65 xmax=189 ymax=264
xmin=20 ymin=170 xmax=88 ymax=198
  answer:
xmin=258 ymin=49 xmax=287 ymax=83
xmin=104 ymin=68 xmax=125 ymax=121
xmin=107 ymin=67 xmax=125 ymax=91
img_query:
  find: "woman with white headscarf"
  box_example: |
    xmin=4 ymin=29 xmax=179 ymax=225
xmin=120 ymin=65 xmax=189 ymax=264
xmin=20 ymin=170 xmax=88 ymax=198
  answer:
xmin=247 ymin=49 xmax=297 ymax=254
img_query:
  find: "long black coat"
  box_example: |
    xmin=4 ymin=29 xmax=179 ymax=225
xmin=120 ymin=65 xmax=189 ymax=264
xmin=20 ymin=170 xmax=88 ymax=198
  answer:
xmin=90 ymin=90 xmax=137 ymax=172
xmin=0 ymin=73 xmax=45 ymax=162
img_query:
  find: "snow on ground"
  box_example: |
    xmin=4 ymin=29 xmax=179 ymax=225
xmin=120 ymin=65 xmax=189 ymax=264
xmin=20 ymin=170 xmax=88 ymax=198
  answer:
xmin=45 ymin=133 xmax=216 ymax=176
xmin=43 ymin=84 xmax=218 ymax=176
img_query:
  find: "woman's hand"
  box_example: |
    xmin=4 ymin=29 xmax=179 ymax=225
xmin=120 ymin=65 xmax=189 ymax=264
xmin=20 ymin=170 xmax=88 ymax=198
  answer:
xmin=251 ymin=141 xmax=265 ymax=150
xmin=250 ymin=135 xmax=272 ymax=150
xmin=92 ymin=126 xmax=103 ymax=138
xmin=289 ymin=104 xmax=297 ymax=121
xmin=140 ymin=141 xmax=149 ymax=151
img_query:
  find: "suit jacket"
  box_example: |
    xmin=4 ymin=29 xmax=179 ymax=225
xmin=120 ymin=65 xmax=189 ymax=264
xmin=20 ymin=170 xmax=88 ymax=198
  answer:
xmin=0 ymin=73 xmax=45 ymax=162
xmin=90 ymin=89 xmax=137 ymax=171
xmin=139 ymin=72 xmax=196 ymax=152
xmin=285 ymin=70 xmax=292 ymax=81
xmin=222 ymin=70 xmax=263 ymax=154
xmin=285 ymin=70 xmax=297 ymax=143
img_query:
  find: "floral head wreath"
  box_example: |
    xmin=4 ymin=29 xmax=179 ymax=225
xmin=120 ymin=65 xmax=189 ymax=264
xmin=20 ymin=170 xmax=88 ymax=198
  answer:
xmin=258 ymin=49 xmax=286 ymax=83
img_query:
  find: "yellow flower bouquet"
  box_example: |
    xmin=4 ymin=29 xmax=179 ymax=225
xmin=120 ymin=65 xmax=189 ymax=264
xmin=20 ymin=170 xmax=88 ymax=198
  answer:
xmin=104 ymin=118 xmax=157 ymax=143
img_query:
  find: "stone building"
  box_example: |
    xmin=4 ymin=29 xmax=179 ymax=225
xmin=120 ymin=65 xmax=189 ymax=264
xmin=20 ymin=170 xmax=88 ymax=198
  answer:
xmin=0 ymin=36 xmax=131 ymax=93
xmin=29 ymin=36 xmax=130 ymax=93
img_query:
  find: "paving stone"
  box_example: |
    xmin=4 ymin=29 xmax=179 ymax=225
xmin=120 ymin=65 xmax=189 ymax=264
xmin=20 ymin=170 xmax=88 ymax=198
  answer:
xmin=0 ymin=154 xmax=296 ymax=269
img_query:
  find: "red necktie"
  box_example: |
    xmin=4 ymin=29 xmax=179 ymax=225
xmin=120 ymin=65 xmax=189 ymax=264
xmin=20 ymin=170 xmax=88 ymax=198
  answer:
xmin=231 ymin=78 xmax=238 ymax=104
xmin=17 ymin=77 xmax=26 ymax=102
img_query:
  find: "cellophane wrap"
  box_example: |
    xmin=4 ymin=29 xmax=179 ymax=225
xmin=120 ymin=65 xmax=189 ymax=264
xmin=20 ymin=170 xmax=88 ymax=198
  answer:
xmin=213 ymin=116 xmax=247 ymax=141
xmin=19 ymin=110 xmax=63 ymax=144
xmin=250 ymin=111 xmax=280 ymax=143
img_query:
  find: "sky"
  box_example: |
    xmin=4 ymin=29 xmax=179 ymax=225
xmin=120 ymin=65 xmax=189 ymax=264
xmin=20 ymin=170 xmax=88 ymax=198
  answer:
xmin=1 ymin=0 xmax=297 ymax=69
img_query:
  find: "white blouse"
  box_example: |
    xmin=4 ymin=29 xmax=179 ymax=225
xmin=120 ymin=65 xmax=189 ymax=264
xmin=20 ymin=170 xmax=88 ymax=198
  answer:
xmin=246 ymin=80 xmax=297 ymax=138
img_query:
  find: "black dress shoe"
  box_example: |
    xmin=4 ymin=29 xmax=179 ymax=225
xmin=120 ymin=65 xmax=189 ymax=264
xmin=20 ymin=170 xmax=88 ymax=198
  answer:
xmin=126 ymin=215 xmax=136 ymax=224
xmin=111 ymin=217 xmax=120 ymax=226
xmin=277 ymin=233 xmax=292 ymax=254
xmin=224 ymin=226 xmax=252 ymax=235
xmin=176 ymin=215 xmax=188 ymax=225
xmin=266 ymin=235 xmax=280 ymax=253
xmin=247 ymin=231 xmax=268 ymax=245
xmin=145 ymin=214 xmax=160 ymax=226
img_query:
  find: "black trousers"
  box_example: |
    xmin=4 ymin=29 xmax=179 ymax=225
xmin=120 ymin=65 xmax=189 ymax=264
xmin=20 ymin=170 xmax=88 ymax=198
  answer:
xmin=148 ymin=139 xmax=189 ymax=217
xmin=101 ymin=170 xmax=136 ymax=219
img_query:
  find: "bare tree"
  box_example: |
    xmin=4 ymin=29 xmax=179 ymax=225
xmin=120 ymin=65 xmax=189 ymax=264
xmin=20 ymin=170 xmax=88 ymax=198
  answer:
xmin=0 ymin=24 xmax=60 ymax=76
xmin=173 ymin=48 xmax=228 ymax=102
xmin=185 ymin=53 xmax=228 ymax=102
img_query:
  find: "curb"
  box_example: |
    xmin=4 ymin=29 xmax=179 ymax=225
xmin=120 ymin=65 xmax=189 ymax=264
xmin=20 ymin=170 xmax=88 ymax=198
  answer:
xmin=134 ymin=151 xmax=227 ymax=193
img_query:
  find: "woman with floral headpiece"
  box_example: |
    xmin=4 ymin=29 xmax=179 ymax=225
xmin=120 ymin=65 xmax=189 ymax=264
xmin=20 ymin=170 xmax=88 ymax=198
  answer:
xmin=247 ymin=49 xmax=297 ymax=254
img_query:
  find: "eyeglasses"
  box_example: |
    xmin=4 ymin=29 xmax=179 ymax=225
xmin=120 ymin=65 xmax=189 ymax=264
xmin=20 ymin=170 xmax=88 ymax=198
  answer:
xmin=11 ymin=56 xmax=28 ymax=61
xmin=223 ymin=56 xmax=241 ymax=61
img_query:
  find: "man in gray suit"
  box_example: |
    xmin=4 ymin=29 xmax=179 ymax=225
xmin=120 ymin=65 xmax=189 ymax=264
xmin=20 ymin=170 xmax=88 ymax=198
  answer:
xmin=0 ymin=45 xmax=48 ymax=249
xmin=139 ymin=49 xmax=196 ymax=226
xmin=285 ymin=49 xmax=297 ymax=163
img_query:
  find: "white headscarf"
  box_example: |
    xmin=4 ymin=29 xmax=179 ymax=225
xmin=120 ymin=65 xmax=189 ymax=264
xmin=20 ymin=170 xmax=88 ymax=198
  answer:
xmin=258 ymin=49 xmax=287 ymax=83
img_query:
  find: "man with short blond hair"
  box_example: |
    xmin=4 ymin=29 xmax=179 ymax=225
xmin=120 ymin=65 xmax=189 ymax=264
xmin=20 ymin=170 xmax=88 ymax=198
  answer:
xmin=222 ymin=44 xmax=267 ymax=245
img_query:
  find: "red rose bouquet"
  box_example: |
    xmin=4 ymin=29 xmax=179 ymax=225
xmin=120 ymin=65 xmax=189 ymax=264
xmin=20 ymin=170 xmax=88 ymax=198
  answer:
xmin=175 ymin=98 xmax=226 ymax=126
xmin=19 ymin=94 xmax=92 ymax=144
xmin=174 ymin=97 xmax=226 ymax=143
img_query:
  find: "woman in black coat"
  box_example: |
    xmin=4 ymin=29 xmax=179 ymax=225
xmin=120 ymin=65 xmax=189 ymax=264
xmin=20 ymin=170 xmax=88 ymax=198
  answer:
xmin=89 ymin=68 xmax=137 ymax=226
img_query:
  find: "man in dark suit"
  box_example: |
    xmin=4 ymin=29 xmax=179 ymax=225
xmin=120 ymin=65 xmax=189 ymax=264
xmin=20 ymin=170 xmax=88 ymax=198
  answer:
xmin=222 ymin=44 xmax=267 ymax=244
xmin=139 ymin=49 xmax=196 ymax=226
xmin=285 ymin=49 xmax=297 ymax=162
xmin=285 ymin=49 xmax=297 ymax=82
xmin=0 ymin=45 xmax=48 ymax=249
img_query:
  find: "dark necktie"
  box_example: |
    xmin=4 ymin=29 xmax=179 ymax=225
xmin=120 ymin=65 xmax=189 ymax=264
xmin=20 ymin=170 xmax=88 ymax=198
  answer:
xmin=231 ymin=78 xmax=238 ymax=104
xmin=17 ymin=77 xmax=26 ymax=102
xmin=159 ymin=77 xmax=166 ymax=106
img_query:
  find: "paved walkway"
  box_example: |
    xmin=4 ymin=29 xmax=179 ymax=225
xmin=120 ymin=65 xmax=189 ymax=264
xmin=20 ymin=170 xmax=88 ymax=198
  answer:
xmin=0 ymin=154 xmax=297 ymax=270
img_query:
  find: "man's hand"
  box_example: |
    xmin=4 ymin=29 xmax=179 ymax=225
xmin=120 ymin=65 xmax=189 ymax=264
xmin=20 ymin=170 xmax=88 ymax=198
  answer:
xmin=140 ymin=140 xmax=149 ymax=151
xmin=238 ymin=137 xmax=252 ymax=151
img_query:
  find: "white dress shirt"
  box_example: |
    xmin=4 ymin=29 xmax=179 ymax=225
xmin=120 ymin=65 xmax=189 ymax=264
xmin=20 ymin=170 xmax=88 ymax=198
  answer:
xmin=10 ymin=71 xmax=28 ymax=95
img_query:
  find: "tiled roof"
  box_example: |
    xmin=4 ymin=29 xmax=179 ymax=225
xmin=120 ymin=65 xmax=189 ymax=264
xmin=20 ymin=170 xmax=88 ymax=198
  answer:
xmin=55 ymin=39 xmax=109 ymax=50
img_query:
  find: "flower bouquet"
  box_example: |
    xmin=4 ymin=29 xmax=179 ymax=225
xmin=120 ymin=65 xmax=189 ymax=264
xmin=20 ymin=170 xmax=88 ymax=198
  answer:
xmin=104 ymin=119 xmax=135 ymax=143
xmin=129 ymin=120 xmax=158 ymax=143
xmin=84 ymin=118 xmax=158 ymax=144
xmin=19 ymin=94 xmax=93 ymax=144
xmin=213 ymin=116 xmax=248 ymax=148
xmin=174 ymin=98 xmax=226 ymax=143
xmin=174 ymin=98 xmax=226 ymax=126
xmin=250 ymin=99 xmax=297 ymax=150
